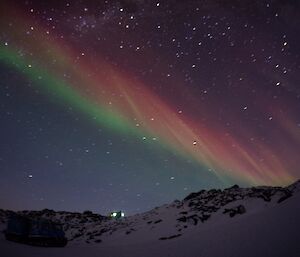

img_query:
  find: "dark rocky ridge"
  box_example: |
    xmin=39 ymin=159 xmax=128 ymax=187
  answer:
xmin=0 ymin=179 xmax=299 ymax=244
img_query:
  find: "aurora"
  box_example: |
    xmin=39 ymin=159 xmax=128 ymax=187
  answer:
xmin=0 ymin=3 xmax=298 ymax=187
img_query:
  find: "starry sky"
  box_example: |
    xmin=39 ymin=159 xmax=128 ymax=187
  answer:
xmin=0 ymin=0 xmax=299 ymax=215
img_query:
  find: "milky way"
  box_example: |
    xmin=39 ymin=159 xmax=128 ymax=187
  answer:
xmin=0 ymin=0 xmax=299 ymax=214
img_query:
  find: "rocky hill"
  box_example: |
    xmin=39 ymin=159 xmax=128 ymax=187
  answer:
xmin=1 ymin=180 xmax=299 ymax=245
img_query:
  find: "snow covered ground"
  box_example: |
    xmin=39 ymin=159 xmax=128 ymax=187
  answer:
xmin=1 ymin=180 xmax=299 ymax=257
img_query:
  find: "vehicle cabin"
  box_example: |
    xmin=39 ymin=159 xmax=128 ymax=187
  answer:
xmin=4 ymin=215 xmax=67 ymax=247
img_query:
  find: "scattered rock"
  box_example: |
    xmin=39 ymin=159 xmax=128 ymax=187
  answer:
xmin=177 ymin=216 xmax=187 ymax=222
xmin=223 ymin=205 xmax=246 ymax=217
xmin=159 ymin=234 xmax=182 ymax=240
xmin=277 ymin=190 xmax=292 ymax=203
xmin=230 ymin=185 xmax=240 ymax=189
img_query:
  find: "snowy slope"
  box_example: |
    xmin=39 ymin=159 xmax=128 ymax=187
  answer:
xmin=0 ymin=180 xmax=299 ymax=257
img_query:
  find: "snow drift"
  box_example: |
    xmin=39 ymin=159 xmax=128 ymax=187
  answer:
xmin=0 ymin=180 xmax=299 ymax=257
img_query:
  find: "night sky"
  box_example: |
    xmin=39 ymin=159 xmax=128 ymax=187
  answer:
xmin=0 ymin=0 xmax=299 ymax=215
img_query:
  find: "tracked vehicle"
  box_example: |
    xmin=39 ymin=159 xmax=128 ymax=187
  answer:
xmin=4 ymin=215 xmax=67 ymax=247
